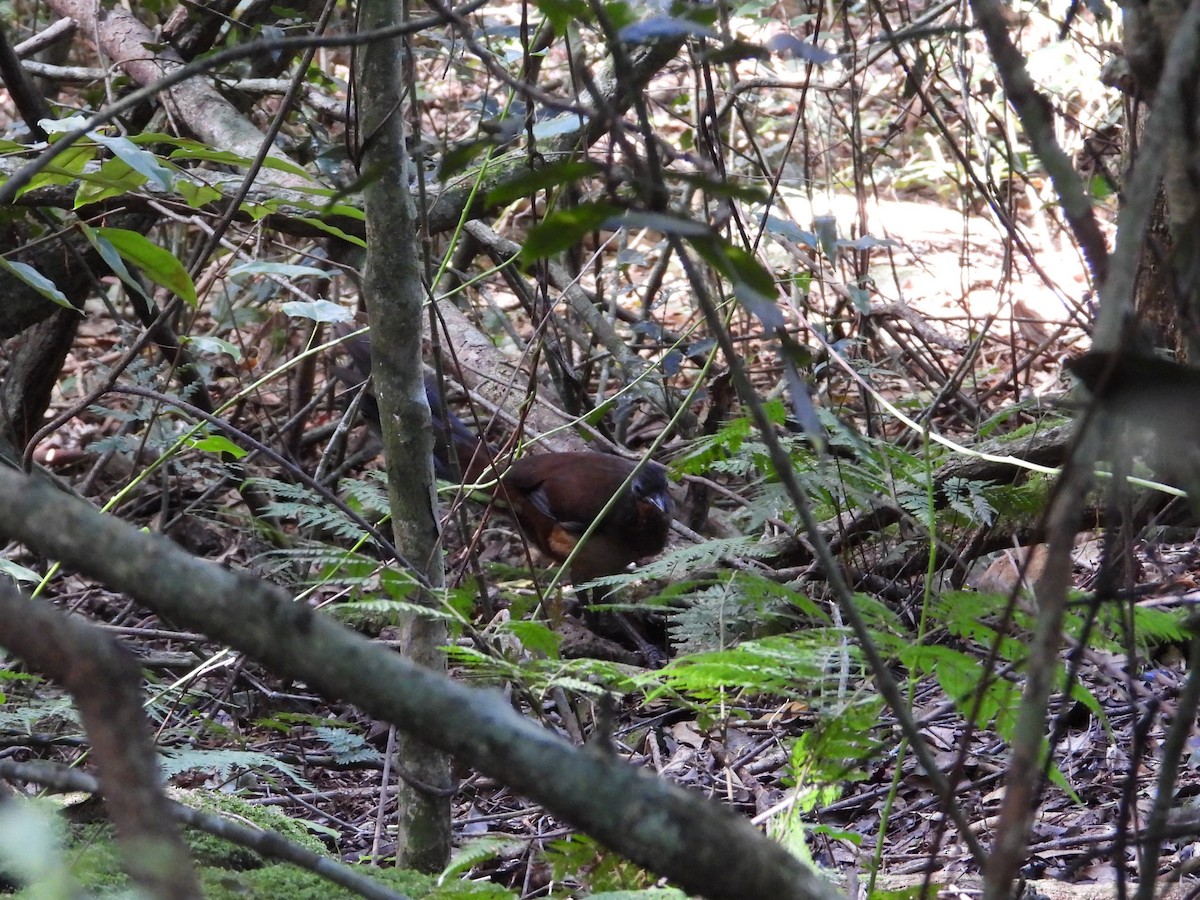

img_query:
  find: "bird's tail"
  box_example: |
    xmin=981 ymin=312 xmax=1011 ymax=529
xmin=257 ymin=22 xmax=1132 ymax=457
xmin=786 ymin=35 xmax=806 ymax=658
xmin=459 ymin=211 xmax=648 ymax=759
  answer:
xmin=424 ymin=373 xmax=498 ymax=483
xmin=332 ymin=327 xmax=495 ymax=481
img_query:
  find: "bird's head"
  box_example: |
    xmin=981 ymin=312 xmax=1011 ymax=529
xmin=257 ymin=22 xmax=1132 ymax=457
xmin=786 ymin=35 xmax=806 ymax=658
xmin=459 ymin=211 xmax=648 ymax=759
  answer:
xmin=633 ymin=463 xmax=672 ymax=517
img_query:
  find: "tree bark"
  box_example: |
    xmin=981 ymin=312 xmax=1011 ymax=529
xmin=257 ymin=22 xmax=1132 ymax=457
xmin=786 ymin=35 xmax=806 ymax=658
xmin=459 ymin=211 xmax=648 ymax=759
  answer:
xmin=356 ymin=0 xmax=452 ymax=872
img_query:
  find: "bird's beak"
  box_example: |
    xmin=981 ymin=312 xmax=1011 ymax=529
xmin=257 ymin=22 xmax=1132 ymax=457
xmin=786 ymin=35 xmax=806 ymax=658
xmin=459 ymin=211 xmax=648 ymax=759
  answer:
xmin=647 ymin=492 xmax=670 ymax=514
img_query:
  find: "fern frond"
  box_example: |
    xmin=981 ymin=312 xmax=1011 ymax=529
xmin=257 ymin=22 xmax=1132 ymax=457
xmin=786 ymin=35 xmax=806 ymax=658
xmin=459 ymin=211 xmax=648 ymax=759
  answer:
xmin=158 ymin=748 xmax=315 ymax=791
xmin=248 ymin=476 xmax=382 ymax=544
xmin=0 ymin=694 xmax=80 ymax=737
xmin=645 ymin=634 xmax=865 ymax=703
xmin=312 ymin=727 xmax=382 ymax=764
xmin=446 ymin=645 xmax=637 ymax=696
xmin=583 ymin=536 xmax=772 ymax=595
xmin=661 ymin=572 xmax=825 ymax=653
xmin=442 ymin=835 xmax=530 ymax=881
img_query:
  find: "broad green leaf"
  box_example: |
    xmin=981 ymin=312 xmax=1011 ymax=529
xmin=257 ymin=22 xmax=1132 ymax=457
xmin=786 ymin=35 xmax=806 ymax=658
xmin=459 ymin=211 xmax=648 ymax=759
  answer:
xmin=322 ymin=202 xmax=365 ymax=222
xmin=437 ymin=138 xmax=491 ymax=180
xmin=840 ymin=233 xmax=897 ymax=251
xmin=80 ymin=223 xmax=152 ymax=304
xmin=15 ymin=144 xmax=95 ymax=198
xmin=764 ymin=214 xmax=818 ymax=246
xmin=813 ymin=214 xmax=838 ymax=262
xmin=1047 ymin=761 xmax=1078 ymax=801
xmin=613 ymin=209 xmax=711 ymax=237
xmin=690 ymin=233 xmax=779 ymax=326
xmin=239 ymin=200 xmax=271 ymax=222
xmin=845 ymin=284 xmax=872 ymax=313
xmin=186 ymin=334 xmax=241 ymax=360
xmin=294 ymin=216 xmax=366 ymax=247
xmin=521 ymin=202 xmax=623 ymax=262
xmin=582 ymin=396 xmax=618 ymax=426
xmin=0 ymin=558 xmax=41 ymax=584
xmin=1089 ymin=174 xmax=1115 ymax=200
xmin=127 ymin=131 xmax=204 ymax=149
xmin=93 ymin=227 xmax=197 ymax=306
xmin=74 ymin=157 xmax=147 ymax=207
xmin=282 ymin=299 xmax=352 ymax=323
xmin=176 ymin=179 xmax=222 ymax=208
xmin=230 ymin=262 xmax=332 ymax=280
xmin=486 ymin=159 xmax=601 ymax=207
xmin=0 ymin=258 xmax=73 ymax=309
xmin=506 ymin=620 xmax=562 ymax=658
xmin=87 ymin=129 xmax=173 ymax=190
xmin=602 ymin=0 xmax=637 ymax=29
xmin=533 ymin=0 xmax=592 ymax=32
xmin=187 ymin=434 xmax=247 ymax=459
xmin=38 ymin=114 xmax=88 ymax=135
xmin=168 ymin=146 xmax=309 ymax=178
xmin=778 ymin=334 xmax=824 ymax=441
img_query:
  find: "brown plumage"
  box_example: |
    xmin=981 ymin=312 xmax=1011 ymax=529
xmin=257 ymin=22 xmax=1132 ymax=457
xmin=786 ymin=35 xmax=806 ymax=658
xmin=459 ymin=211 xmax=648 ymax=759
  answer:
xmin=496 ymin=451 xmax=672 ymax=586
xmin=332 ymin=332 xmax=672 ymax=585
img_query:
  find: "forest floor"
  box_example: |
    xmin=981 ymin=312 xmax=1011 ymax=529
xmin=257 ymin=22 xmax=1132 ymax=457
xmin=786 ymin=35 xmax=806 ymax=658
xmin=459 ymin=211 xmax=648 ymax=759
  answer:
xmin=20 ymin=189 xmax=1191 ymax=898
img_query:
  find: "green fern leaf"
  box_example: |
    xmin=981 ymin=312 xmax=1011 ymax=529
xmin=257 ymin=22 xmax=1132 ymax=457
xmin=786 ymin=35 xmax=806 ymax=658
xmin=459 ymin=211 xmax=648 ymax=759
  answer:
xmin=158 ymin=747 xmax=315 ymax=791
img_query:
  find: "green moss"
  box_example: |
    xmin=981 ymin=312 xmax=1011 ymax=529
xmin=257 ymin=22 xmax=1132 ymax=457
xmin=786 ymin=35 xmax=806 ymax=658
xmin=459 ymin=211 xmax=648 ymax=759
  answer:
xmin=5 ymin=819 xmax=515 ymax=900
xmin=62 ymin=825 xmax=127 ymax=893
xmin=171 ymin=789 xmax=328 ymax=856
xmin=202 ymin=864 xmax=515 ymax=898
xmin=184 ymin=826 xmax=264 ymax=872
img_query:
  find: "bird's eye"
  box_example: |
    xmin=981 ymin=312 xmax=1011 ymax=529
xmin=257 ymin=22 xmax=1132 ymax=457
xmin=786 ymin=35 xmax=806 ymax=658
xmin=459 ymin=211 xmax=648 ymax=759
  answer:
xmin=635 ymin=480 xmax=659 ymax=500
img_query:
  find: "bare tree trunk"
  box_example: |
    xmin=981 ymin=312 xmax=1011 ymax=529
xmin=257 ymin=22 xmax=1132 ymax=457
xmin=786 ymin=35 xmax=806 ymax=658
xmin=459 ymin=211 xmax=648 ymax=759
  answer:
xmin=1121 ymin=0 xmax=1200 ymax=359
xmin=356 ymin=1 xmax=452 ymax=871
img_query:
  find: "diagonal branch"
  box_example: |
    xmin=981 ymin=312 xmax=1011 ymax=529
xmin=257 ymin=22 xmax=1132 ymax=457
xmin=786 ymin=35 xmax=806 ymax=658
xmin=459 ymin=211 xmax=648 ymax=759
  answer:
xmin=0 ymin=465 xmax=836 ymax=900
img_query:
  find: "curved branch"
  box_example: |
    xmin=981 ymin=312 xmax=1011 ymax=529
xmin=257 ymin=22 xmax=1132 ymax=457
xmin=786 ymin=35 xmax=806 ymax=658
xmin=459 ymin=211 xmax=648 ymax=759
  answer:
xmin=0 ymin=583 xmax=200 ymax=899
xmin=0 ymin=466 xmax=836 ymax=900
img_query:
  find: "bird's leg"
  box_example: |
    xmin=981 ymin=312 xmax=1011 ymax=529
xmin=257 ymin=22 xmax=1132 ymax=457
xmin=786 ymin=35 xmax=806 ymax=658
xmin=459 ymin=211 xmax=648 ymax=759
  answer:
xmin=581 ymin=587 xmax=667 ymax=669
xmin=545 ymin=582 xmax=567 ymax=629
xmin=612 ymin=611 xmax=667 ymax=669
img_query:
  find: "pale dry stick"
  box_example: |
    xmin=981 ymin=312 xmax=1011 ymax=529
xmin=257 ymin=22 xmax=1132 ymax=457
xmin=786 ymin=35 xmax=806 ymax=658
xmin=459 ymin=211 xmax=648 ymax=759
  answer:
xmin=371 ymin=726 xmax=399 ymax=862
xmin=12 ymin=17 xmax=76 ymax=57
xmin=18 ymin=60 xmax=105 ymax=81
